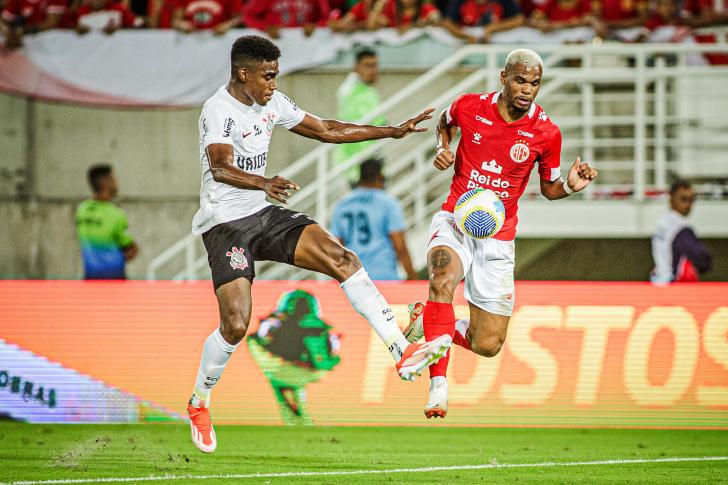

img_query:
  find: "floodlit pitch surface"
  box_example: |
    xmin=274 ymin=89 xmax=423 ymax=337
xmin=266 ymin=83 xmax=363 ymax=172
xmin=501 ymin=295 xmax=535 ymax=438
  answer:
xmin=1 ymin=424 xmax=727 ymax=484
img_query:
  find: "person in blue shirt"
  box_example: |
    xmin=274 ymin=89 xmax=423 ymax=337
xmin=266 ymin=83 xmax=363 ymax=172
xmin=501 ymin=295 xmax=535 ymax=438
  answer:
xmin=330 ymin=158 xmax=418 ymax=280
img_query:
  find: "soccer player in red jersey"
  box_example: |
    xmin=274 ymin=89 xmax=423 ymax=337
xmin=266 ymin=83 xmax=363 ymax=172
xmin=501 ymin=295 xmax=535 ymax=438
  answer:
xmin=404 ymin=49 xmax=598 ymax=418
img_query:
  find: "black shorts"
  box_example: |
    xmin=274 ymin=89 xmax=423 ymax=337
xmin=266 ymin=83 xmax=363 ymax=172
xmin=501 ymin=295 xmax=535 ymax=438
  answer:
xmin=202 ymin=206 xmax=316 ymax=290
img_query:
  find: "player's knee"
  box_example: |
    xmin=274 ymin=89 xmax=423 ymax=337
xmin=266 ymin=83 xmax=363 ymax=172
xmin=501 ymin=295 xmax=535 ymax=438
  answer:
xmin=330 ymin=246 xmax=361 ymax=281
xmin=428 ymin=275 xmax=457 ymax=301
xmin=219 ymin=307 xmax=250 ymax=344
xmin=471 ymin=334 xmax=504 ymax=358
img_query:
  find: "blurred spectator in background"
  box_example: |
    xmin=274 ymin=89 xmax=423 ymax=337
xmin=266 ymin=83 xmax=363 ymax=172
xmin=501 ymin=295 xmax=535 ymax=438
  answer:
xmin=76 ymin=164 xmax=139 ymax=280
xmin=651 ymin=180 xmax=712 ymax=283
xmin=329 ymin=0 xmax=372 ymax=31
xmin=643 ymin=0 xmax=684 ymax=30
xmin=172 ymin=0 xmax=241 ymax=33
xmin=1 ymin=0 xmax=66 ymax=47
xmin=74 ymin=0 xmax=142 ymax=34
xmin=334 ymin=48 xmax=386 ymax=184
xmin=442 ymin=0 xmax=524 ymax=43
xmin=367 ymin=0 xmax=441 ymax=32
xmin=589 ymin=0 xmax=648 ymax=39
xmin=528 ymin=0 xmax=591 ymax=32
xmin=244 ymin=0 xmax=330 ymax=38
xmin=331 ymin=158 xmax=418 ymax=280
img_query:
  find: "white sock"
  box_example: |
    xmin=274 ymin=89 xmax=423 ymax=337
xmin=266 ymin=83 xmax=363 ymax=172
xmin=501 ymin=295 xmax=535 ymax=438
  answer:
xmin=455 ymin=318 xmax=470 ymax=341
xmin=341 ymin=268 xmax=410 ymax=361
xmin=430 ymin=375 xmax=447 ymax=390
xmin=191 ymin=328 xmax=239 ymax=407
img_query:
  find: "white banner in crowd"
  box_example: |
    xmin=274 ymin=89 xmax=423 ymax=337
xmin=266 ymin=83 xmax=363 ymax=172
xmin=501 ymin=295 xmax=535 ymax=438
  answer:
xmin=0 ymin=26 xmax=694 ymax=107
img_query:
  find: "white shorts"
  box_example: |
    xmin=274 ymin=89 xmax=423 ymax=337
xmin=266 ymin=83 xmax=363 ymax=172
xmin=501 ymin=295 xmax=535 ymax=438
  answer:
xmin=427 ymin=211 xmax=515 ymax=316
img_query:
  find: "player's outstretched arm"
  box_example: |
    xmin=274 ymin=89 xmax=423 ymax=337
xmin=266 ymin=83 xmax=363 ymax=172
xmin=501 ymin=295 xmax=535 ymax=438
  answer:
xmin=540 ymin=157 xmax=599 ymax=200
xmin=289 ymin=109 xmax=434 ymax=144
xmin=207 ymin=144 xmax=299 ymax=204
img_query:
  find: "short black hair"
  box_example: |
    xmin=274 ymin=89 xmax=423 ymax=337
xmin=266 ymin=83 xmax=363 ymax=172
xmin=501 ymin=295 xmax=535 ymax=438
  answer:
xmin=231 ymin=35 xmax=281 ymax=72
xmin=670 ymin=179 xmax=692 ymax=195
xmin=355 ymin=48 xmax=377 ymax=64
xmin=359 ymin=158 xmax=384 ymax=184
xmin=88 ymin=164 xmax=112 ymax=193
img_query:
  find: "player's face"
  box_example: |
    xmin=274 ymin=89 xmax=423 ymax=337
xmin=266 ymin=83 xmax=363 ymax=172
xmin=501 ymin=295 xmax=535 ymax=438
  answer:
xmin=670 ymin=187 xmax=696 ymax=216
xmin=355 ymin=55 xmax=378 ymax=84
xmin=501 ymin=64 xmax=542 ymax=114
xmin=243 ymin=60 xmax=279 ymax=105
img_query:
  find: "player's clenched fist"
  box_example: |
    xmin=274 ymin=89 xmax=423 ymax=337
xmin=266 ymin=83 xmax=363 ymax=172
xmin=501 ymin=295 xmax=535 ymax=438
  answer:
xmin=433 ymin=147 xmax=455 ymax=171
xmin=264 ymin=175 xmax=299 ymax=204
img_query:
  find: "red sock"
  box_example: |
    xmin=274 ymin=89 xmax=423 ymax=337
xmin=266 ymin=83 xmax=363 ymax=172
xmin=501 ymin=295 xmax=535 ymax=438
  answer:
xmin=423 ymin=301 xmax=455 ymax=378
xmin=453 ymin=330 xmax=471 ymax=350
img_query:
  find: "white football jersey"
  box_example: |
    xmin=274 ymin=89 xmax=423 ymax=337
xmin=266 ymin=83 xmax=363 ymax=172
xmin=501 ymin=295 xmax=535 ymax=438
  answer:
xmin=191 ymin=86 xmax=306 ymax=235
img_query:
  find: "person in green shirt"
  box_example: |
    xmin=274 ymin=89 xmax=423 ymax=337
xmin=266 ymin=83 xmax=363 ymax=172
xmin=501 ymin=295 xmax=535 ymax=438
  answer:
xmin=75 ymin=164 xmax=138 ymax=279
xmin=334 ymin=48 xmax=387 ymax=184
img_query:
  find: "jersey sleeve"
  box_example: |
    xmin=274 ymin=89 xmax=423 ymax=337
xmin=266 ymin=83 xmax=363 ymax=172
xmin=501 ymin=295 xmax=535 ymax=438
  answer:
xmin=114 ymin=211 xmax=135 ymax=249
xmin=538 ymin=124 xmax=562 ymax=181
xmin=272 ymin=91 xmax=306 ymax=129
xmin=385 ymin=196 xmax=406 ymax=234
xmin=444 ymin=94 xmax=469 ymax=127
xmin=200 ymin=101 xmax=236 ymax=148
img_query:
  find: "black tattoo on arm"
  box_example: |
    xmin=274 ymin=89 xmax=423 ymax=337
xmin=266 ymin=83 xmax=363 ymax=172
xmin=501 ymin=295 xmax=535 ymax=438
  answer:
xmin=431 ymin=249 xmax=452 ymax=268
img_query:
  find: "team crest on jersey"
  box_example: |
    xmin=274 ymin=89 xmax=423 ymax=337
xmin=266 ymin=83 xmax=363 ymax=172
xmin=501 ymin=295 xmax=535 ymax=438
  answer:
xmin=510 ymin=139 xmax=530 ymax=163
xmin=539 ymin=111 xmax=548 ymax=122
xmin=263 ymin=115 xmax=276 ymax=136
xmin=226 ymin=247 xmax=249 ymax=271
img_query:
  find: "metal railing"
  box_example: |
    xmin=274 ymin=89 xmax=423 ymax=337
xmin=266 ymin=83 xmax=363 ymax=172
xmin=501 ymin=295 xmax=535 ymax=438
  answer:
xmin=147 ymin=41 xmax=728 ymax=280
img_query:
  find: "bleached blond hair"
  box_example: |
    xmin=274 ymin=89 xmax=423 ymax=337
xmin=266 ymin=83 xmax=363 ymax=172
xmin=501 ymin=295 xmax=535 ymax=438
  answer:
xmin=505 ymin=49 xmax=543 ymax=73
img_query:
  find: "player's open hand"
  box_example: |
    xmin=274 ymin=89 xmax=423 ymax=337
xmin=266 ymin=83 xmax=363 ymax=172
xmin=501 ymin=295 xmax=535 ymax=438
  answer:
xmin=264 ymin=175 xmax=299 ymax=204
xmin=566 ymin=157 xmax=598 ymax=193
xmin=433 ymin=146 xmax=455 ymax=171
xmin=393 ymin=108 xmax=435 ymax=139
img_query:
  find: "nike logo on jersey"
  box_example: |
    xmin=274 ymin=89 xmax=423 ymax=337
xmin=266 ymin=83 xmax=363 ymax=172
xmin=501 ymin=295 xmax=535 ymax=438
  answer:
xmin=242 ymin=132 xmax=252 ymax=138
xmin=429 ymin=230 xmax=440 ymax=244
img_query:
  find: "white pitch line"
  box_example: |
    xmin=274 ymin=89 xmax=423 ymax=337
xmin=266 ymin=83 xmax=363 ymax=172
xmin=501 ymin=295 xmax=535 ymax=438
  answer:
xmin=3 ymin=456 xmax=728 ymax=485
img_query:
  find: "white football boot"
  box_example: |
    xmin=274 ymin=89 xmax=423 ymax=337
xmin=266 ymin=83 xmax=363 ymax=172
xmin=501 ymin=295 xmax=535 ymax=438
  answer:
xmin=396 ymin=334 xmax=452 ymax=382
xmin=424 ymin=376 xmax=448 ymax=419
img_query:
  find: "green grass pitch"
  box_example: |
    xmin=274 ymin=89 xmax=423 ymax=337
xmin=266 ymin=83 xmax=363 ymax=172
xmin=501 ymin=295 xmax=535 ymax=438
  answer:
xmin=1 ymin=423 xmax=727 ymax=484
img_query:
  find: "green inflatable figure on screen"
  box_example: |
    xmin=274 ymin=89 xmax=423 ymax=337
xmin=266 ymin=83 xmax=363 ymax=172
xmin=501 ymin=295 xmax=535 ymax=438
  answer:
xmin=247 ymin=290 xmax=341 ymax=425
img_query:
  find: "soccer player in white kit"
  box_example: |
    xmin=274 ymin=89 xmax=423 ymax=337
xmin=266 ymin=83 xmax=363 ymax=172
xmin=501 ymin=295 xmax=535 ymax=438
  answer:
xmin=186 ymin=35 xmax=451 ymax=453
xmin=404 ymin=49 xmax=599 ymax=418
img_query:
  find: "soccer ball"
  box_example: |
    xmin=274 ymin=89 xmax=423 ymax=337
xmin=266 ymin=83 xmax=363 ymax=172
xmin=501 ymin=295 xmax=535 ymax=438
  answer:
xmin=454 ymin=188 xmax=506 ymax=239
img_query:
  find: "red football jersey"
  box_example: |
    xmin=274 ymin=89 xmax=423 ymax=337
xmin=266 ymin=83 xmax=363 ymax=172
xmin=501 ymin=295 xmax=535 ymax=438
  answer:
xmin=380 ymin=0 xmax=439 ymax=26
xmin=458 ymin=0 xmax=505 ymax=26
xmin=75 ymin=1 xmax=140 ymax=28
xmin=442 ymin=92 xmax=562 ymax=241
xmin=594 ymin=0 xmax=646 ymax=21
xmin=1 ymin=0 xmax=67 ymax=26
xmin=536 ymin=0 xmax=590 ymax=21
xmin=180 ymin=0 xmax=241 ymax=28
xmin=244 ymin=0 xmax=330 ymax=29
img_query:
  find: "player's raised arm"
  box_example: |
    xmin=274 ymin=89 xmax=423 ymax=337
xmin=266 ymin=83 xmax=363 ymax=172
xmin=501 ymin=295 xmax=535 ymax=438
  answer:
xmin=433 ymin=110 xmax=457 ymax=171
xmin=206 ymin=144 xmax=299 ymax=204
xmin=289 ymin=109 xmax=434 ymax=144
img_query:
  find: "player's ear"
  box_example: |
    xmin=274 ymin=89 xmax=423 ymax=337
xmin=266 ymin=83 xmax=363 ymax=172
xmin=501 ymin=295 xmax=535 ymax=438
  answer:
xmin=237 ymin=67 xmax=248 ymax=83
xmin=500 ymin=70 xmax=506 ymax=86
